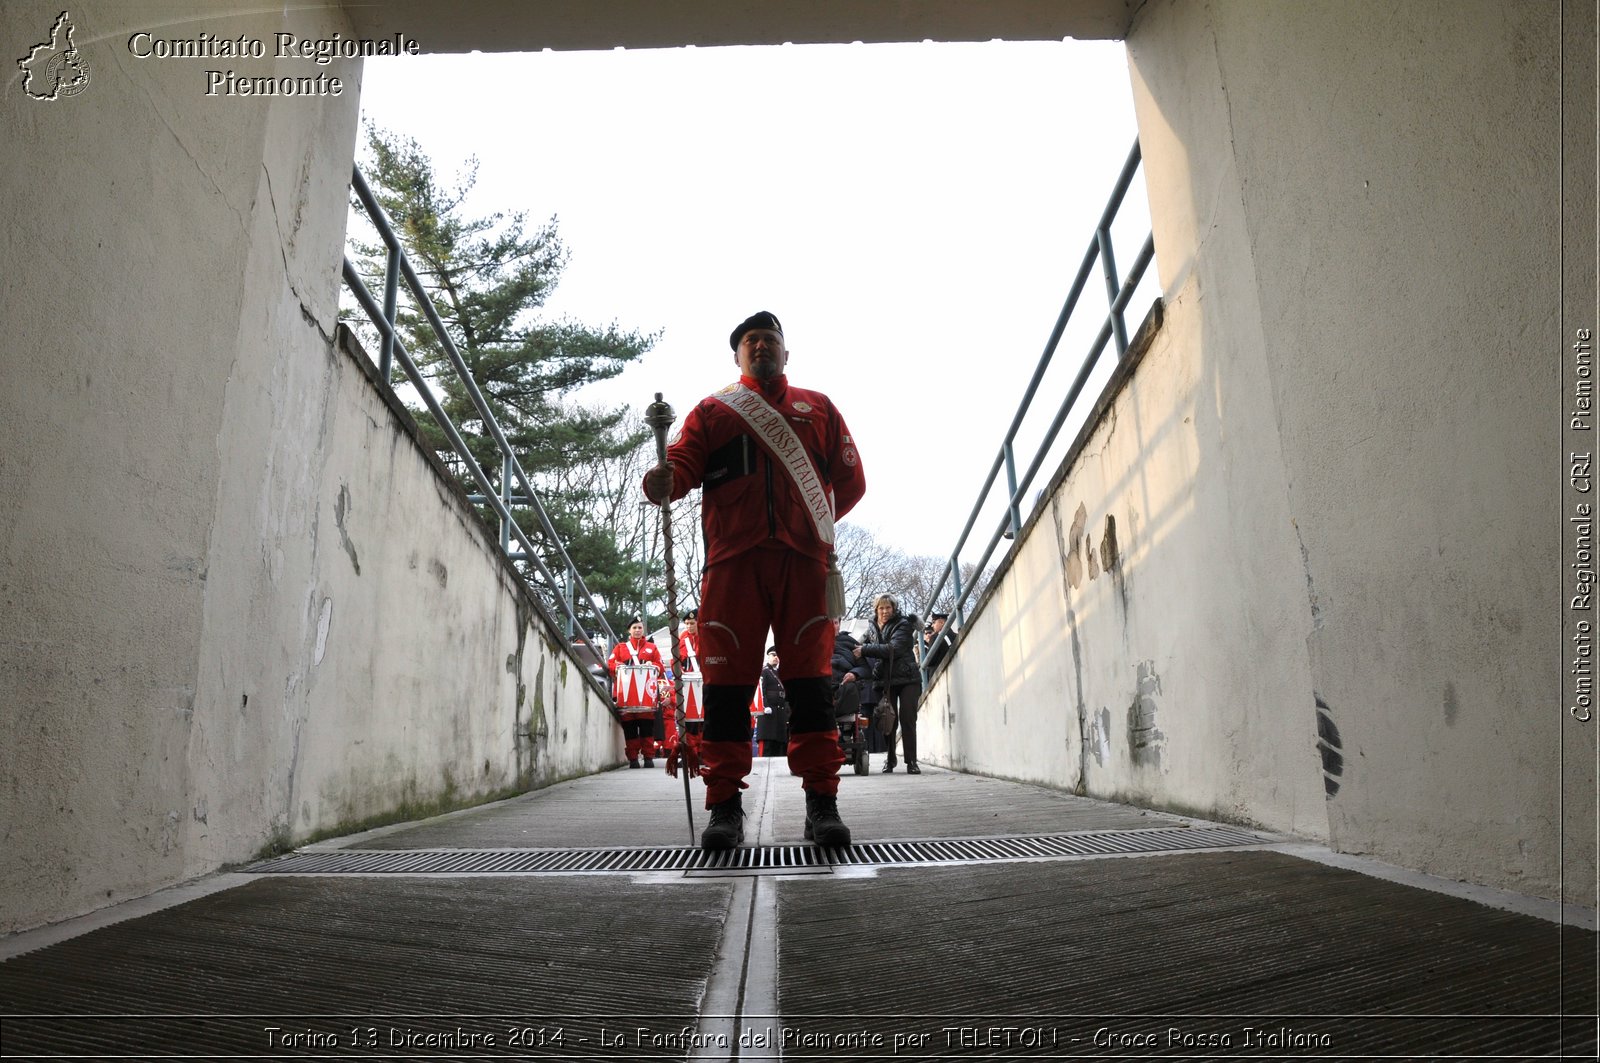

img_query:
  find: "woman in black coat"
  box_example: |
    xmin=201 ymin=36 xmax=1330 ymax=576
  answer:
xmin=857 ymin=593 xmax=923 ymax=773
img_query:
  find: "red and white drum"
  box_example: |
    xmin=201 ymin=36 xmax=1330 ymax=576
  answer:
xmin=681 ymin=672 xmax=704 ymax=723
xmin=614 ymin=662 xmax=658 ymax=710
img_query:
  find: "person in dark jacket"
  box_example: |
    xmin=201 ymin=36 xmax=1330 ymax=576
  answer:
xmin=755 ymin=648 xmax=789 ymax=756
xmin=856 ymin=594 xmax=923 ymax=773
xmin=923 ymin=612 xmax=950 ymax=674
xmin=831 ymin=630 xmax=872 ymax=722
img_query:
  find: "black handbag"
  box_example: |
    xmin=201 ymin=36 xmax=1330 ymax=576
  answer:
xmin=871 ymin=642 xmax=897 ymax=736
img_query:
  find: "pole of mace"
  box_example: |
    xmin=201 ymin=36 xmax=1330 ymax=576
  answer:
xmin=643 ymin=392 xmax=694 ymax=845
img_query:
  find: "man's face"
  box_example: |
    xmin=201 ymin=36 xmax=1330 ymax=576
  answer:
xmin=932 ymin=617 xmax=946 ymax=634
xmin=736 ymin=328 xmax=787 ymax=381
xmin=766 ymin=652 xmax=779 ymax=669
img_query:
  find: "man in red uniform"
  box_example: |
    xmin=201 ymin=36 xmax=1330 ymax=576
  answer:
xmin=644 ymin=311 xmax=866 ymax=850
xmin=607 ymin=617 xmax=666 ymax=769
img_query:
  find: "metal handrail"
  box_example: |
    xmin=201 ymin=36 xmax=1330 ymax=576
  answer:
xmin=341 ymin=165 xmax=620 ymax=657
xmin=920 ymin=139 xmax=1154 ymax=680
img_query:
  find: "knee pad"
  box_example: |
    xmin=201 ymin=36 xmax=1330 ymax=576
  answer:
xmin=703 ymin=684 xmax=756 ymax=742
xmin=784 ymin=676 xmax=834 ymax=734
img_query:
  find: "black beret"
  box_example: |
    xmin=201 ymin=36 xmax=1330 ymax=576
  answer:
xmin=766 ymin=645 xmax=779 ymax=655
xmin=730 ymin=311 xmax=783 ymax=350
xmin=628 ymin=616 xmax=643 ymax=626
xmin=683 ymin=608 xmax=697 ymax=619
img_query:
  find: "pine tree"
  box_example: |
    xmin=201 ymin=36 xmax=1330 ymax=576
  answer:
xmin=346 ymin=125 xmax=658 ymax=628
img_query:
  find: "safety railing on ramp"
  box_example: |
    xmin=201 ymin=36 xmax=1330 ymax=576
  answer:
xmin=340 ymin=165 xmax=620 ymax=668
xmin=921 ymin=139 xmax=1156 ymax=678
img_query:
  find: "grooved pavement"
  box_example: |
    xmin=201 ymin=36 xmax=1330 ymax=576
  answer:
xmin=0 ymin=757 xmax=1593 ymax=1060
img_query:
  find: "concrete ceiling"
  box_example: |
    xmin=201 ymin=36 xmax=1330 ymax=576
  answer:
xmin=340 ymin=0 xmax=1138 ymax=53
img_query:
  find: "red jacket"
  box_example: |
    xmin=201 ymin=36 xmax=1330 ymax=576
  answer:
xmin=651 ymin=374 xmax=866 ymax=567
xmin=677 ymin=630 xmax=703 ymax=674
xmin=607 ymin=636 xmax=665 ymax=675
xmin=607 ymin=637 xmax=665 ymax=714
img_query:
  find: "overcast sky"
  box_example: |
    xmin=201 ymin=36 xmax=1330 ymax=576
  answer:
xmin=355 ymin=40 xmax=1151 ymax=562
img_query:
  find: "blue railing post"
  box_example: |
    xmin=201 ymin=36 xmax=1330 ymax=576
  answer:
xmin=380 ymin=243 xmax=400 ymax=379
xmin=1003 ymin=443 xmax=1021 ymax=540
xmin=950 ymin=562 xmax=965 ymax=630
xmin=499 ymin=453 xmax=513 ymax=553
xmin=1096 ymin=226 xmax=1128 ymax=355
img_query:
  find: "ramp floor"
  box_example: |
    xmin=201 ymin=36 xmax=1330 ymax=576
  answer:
xmin=1 ymin=757 xmax=1593 ymax=1059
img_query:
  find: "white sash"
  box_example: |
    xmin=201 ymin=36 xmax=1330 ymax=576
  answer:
xmin=627 ymin=639 xmax=665 ymax=677
xmin=708 ymin=384 xmax=836 ymax=546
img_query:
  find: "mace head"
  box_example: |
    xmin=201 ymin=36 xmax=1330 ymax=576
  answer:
xmin=643 ymin=392 xmax=674 ymax=432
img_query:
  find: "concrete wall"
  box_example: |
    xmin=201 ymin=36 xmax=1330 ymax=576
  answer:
xmin=0 ymin=0 xmax=618 ymax=935
xmin=926 ymin=306 xmax=1329 ymax=841
xmin=2 ymin=0 xmax=1585 ymax=935
xmin=926 ymin=0 xmax=1588 ymax=902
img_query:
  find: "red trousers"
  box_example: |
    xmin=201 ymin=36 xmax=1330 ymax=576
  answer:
xmin=621 ymin=714 xmax=657 ymax=760
xmin=697 ymin=546 xmax=832 ymax=683
xmin=695 ymin=547 xmax=842 ymax=804
xmin=698 ymin=731 xmax=844 ymax=805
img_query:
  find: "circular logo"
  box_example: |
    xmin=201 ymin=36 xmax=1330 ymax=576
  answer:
xmin=46 ymin=50 xmax=90 ymax=98
xmin=842 ymin=444 xmax=858 ymax=467
xmin=792 ymin=401 xmax=813 ymax=413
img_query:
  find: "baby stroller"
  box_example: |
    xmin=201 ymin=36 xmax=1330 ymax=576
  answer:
xmin=834 ymin=678 xmax=873 ymax=775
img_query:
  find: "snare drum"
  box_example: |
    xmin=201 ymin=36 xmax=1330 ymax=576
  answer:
xmin=614 ymin=662 xmax=657 ymax=710
xmin=681 ymin=672 xmax=704 ymax=723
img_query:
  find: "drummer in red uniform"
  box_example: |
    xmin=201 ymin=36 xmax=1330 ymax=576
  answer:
xmin=664 ymin=609 xmax=705 ymax=773
xmin=607 ymin=617 xmax=665 ymax=769
xmin=676 ymin=610 xmax=703 ymax=678
xmin=676 ymin=609 xmax=705 ymax=730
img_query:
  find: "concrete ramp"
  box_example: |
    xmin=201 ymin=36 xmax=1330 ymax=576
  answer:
xmin=1 ymin=760 xmax=1592 ymax=1058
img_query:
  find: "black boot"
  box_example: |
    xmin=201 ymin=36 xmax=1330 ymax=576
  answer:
xmin=701 ymin=795 xmax=745 ymax=851
xmin=628 ymin=758 xmax=641 ymax=769
xmin=642 ymin=754 xmax=655 ymax=768
xmin=882 ymin=752 xmax=896 ymax=774
xmin=803 ymin=791 xmax=852 ymax=847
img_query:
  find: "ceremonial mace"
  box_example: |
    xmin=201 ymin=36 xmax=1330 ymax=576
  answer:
xmin=643 ymin=392 xmax=694 ymax=845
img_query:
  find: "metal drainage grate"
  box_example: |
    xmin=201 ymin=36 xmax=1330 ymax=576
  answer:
xmin=249 ymin=825 xmax=1269 ymax=876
